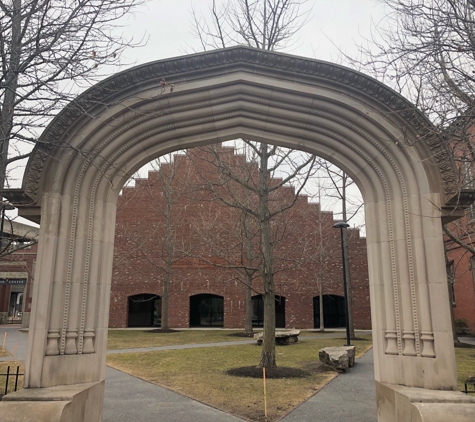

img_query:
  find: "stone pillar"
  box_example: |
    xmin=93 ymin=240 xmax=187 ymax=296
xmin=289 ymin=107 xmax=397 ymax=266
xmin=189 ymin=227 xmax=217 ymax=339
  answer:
xmin=1 ymin=191 xmax=117 ymax=422
xmin=365 ymin=191 xmax=474 ymax=420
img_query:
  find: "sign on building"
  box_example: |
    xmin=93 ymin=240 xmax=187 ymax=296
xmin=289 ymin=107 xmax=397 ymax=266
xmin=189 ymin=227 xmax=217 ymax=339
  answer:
xmin=0 ymin=279 xmax=26 ymax=285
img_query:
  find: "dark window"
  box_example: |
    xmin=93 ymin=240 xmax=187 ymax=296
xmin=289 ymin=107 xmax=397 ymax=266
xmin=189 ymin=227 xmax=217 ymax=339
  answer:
xmin=127 ymin=294 xmax=161 ymax=327
xmin=189 ymin=294 xmax=224 ymax=327
xmin=252 ymin=295 xmax=285 ymax=328
xmin=313 ymin=295 xmax=346 ymax=328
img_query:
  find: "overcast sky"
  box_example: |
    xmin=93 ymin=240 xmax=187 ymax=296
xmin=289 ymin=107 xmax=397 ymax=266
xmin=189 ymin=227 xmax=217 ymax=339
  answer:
xmin=117 ymin=0 xmax=387 ymax=66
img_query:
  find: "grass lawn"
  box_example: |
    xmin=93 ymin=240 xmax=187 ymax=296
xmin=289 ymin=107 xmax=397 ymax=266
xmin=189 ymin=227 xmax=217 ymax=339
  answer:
xmin=107 ymin=337 xmax=373 ymax=421
xmin=455 ymin=347 xmax=475 ymax=391
xmin=0 ymin=360 xmax=24 ymax=395
xmin=106 ymin=329 xmax=352 ymax=350
xmin=107 ymin=329 xmax=250 ymax=350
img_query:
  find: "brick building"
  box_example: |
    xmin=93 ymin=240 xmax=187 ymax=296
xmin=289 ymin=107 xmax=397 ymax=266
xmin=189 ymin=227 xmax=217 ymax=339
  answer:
xmin=445 ymin=214 xmax=475 ymax=334
xmin=0 ymin=222 xmax=38 ymax=327
xmin=0 ymin=147 xmax=373 ymax=331
xmin=109 ymin=146 xmax=371 ymax=330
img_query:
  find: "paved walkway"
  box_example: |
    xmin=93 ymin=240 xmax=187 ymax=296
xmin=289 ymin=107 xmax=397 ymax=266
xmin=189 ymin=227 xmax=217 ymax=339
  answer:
xmin=104 ymin=366 xmax=246 ymax=422
xmin=281 ymin=348 xmax=376 ymax=422
xmin=1 ymin=326 xmax=378 ymax=421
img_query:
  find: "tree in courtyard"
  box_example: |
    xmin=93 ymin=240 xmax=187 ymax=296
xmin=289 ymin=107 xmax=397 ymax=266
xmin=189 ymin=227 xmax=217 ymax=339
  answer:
xmin=114 ymin=154 xmax=196 ymax=330
xmin=317 ymin=163 xmax=364 ymax=338
xmin=295 ymin=193 xmax=333 ymax=332
xmin=190 ymin=143 xmax=317 ymax=367
xmin=191 ymin=0 xmax=313 ymax=367
xmin=0 ymin=0 xmax=146 ymax=190
xmin=191 ymin=185 xmax=262 ymax=336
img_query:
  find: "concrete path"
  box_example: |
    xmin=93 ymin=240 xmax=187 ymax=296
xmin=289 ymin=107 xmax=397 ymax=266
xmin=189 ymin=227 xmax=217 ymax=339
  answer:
xmin=0 ymin=325 xmax=28 ymax=362
xmin=104 ymin=366 xmax=245 ymax=422
xmin=281 ymin=348 xmax=377 ymax=422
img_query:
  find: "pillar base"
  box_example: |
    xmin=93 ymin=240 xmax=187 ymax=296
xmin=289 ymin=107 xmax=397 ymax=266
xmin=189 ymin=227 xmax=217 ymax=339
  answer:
xmin=0 ymin=380 xmax=104 ymax=422
xmin=377 ymin=381 xmax=475 ymax=422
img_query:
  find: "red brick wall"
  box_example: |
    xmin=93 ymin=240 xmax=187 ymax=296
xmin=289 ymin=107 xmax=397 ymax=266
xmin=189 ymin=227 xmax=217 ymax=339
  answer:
xmin=445 ymin=222 xmax=475 ymax=333
xmin=110 ymin=147 xmax=371 ymax=329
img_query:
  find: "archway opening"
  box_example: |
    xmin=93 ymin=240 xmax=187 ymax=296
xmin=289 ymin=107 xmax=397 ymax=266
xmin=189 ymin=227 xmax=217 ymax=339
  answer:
xmin=189 ymin=294 xmax=224 ymax=327
xmin=127 ymin=294 xmax=161 ymax=328
xmin=313 ymin=295 xmax=346 ymax=328
xmin=252 ymin=294 xmax=286 ymax=328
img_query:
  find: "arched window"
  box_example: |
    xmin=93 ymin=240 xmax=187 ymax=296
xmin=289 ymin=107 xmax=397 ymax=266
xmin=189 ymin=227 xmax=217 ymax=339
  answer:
xmin=252 ymin=295 xmax=285 ymax=328
xmin=313 ymin=295 xmax=346 ymax=328
xmin=127 ymin=294 xmax=161 ymax=327
xmin=189 ymin=294 xmax=224 ymax=327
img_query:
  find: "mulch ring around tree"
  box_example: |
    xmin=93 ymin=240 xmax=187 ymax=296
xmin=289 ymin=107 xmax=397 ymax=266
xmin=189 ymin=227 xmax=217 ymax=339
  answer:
xmin=144 ymin=328 xmax=181 ymax=334
xmin=228 ymin=332 xmax=255 ymax=338
xmin=226 ymin=361 xmax=331 ymax=379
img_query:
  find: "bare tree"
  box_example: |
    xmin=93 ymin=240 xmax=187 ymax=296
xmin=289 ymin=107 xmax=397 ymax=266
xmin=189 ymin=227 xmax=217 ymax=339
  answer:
xmin=192 ymin=195 xmax=262 ymax=336
xmin=114 ymin=154 xmax=196 ymax=330
xmin=192 ymin=0 xmax=310 ymax=51
xmin=190 ymin=0 xmax=313 ymax=368
xmin=190 ymin=143 xmax=317 ymax=367
xmin=0 ymin=0 xmax=146 ymax=189
xmin=317 ymin=163 xmax=364 ymax=339
xmin=296 ymin=191 xmax=333 ymax=332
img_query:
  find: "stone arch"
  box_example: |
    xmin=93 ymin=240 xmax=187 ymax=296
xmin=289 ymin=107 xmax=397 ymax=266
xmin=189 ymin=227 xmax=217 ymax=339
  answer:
xmin=4 ymin=46 xmax=473 ymax=420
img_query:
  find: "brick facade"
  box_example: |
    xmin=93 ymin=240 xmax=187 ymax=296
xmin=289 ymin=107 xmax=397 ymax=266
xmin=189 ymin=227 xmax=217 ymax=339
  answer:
xmin=445 ymin=216 xmax=475 ymax=334
xmin=110 ymin=146 xmax=372 ymax=329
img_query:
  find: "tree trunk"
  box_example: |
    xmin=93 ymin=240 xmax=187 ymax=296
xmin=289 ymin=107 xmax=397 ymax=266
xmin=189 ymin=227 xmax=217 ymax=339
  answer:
xmin=243 ymin=210 xmax=254 ymax=336
xmin=445 ymin=253 xmax=459 ymax=343
xmin=162 ymin=187 xmax=172 ymax=330
xmin=244 ymin=271 xmax=254 ymax=335
xmin=0 ymin=0 xmax=22 ymax=189
xmin=259 ymin=288 xmax=276 ymax=367
xmin=162 ymin=264 xmax=170 ymax=330
xmin=257 ymin=143 xmax=276 ymax=368
xmin=341 ymin=175 xmax=356 ymax=339
xmin=319 ymin=289 xmax=324 ymax=332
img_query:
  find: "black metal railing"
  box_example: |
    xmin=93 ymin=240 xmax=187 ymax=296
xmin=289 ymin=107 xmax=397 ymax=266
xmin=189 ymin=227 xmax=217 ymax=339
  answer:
xmin=462 ymin=381 xmax=475 ymax=394
xmin=1 ymin=366 xmax=23 ymax=399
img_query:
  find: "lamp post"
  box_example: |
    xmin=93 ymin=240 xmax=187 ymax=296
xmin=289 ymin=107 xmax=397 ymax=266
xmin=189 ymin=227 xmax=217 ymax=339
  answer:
xmin=0 ymin=201 xmax=16 ymax=251
xmin=333 ymin=221 xmax=351 ymax=346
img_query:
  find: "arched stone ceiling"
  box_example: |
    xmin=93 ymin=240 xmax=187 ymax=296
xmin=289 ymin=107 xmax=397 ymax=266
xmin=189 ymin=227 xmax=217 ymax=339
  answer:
xmin=5 ymin=46 xmax=460 ymax=222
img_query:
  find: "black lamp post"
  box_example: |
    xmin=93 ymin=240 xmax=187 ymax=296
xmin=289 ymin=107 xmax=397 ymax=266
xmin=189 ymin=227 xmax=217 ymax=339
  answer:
xmin=333 ymin=221 xmax=351 ymax=346
xmin=1 ymin=201 xmax=16 ymax=251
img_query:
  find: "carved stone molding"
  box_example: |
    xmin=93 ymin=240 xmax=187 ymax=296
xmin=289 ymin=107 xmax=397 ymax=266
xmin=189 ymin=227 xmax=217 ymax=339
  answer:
xmin=17 ymin=46 xmax=457 ymax=206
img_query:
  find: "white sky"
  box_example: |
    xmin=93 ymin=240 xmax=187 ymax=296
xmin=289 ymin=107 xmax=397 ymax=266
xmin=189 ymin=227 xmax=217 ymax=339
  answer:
xmin=11 ymin=0 xmax=389 ymax=230
xmin=118 ymin=0 xmax=386 ymax=65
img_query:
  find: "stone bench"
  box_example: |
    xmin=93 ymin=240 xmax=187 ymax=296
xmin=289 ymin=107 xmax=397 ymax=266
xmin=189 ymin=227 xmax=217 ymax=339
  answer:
xmin=254 ymin=329 xmax=300 ymax=345
xmin=318 ymin=345 xmax=356 ymax=372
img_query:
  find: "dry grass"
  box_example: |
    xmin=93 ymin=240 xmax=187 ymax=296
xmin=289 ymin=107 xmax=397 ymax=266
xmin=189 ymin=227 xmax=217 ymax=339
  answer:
xmin=455 ymin=348 xmax=475 ymax=391
xmin=107 ymin=337 xmax=373 ymax=421
xmin=107 ymin=329 xmax=252 ymax=350
xmin=107 ymin=329 xmax=354 ymax=350
xmin=0 ymin=361 xmax=24 ymax=395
